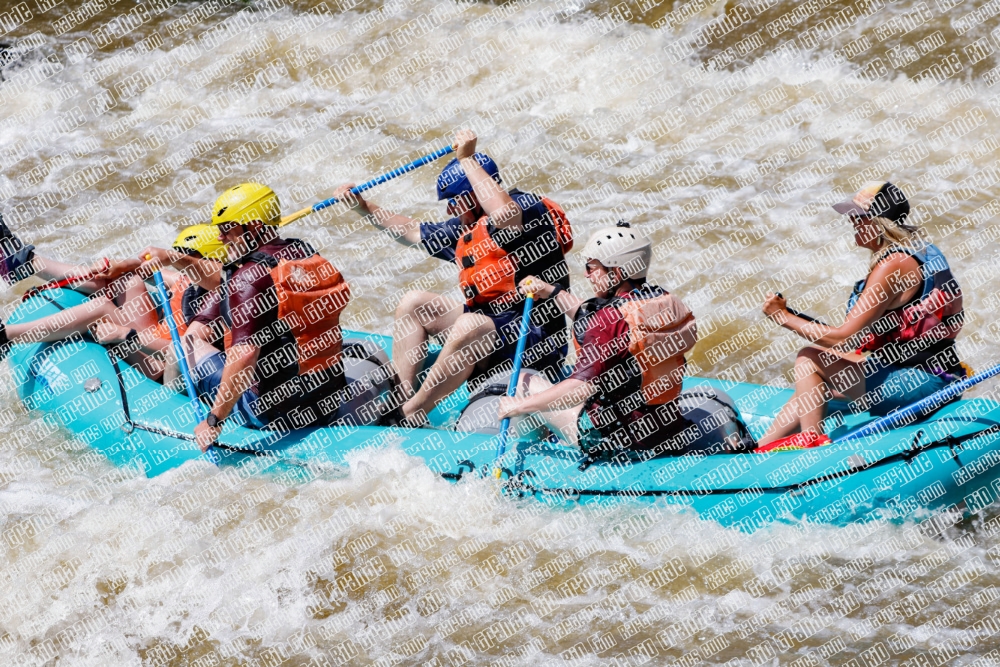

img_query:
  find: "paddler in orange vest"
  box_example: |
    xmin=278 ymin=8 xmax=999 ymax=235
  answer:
xmin=757 ymin=182 xmax=966 ymax=447
xmin=142 ymin=183 xmax=351 ymax=450
xmin=497 ymin=223 xmax=699 ymax=454
xmin=333 ymin=130 xmax=573 ymax=426
xmin=150 ymin=225 xmax=228 ymax=341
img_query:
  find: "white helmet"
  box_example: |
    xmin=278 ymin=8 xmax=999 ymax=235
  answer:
xmin=581 ymin=221 xmax=652 ymax=280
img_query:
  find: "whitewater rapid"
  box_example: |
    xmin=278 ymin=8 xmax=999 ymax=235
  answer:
xmin=2 ymin=0 xmax=1000 ymax=664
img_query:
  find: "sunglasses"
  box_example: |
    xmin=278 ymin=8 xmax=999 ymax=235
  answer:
xmin=217 ymin=222 xmax=244 ymax=234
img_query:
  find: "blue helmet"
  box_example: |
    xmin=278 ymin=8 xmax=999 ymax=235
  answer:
xmin=436 ymin=153 xmax=502 ymax=200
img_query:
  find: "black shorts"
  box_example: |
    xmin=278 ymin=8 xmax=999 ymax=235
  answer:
xmin=468 ymin=306 xmax=565 ymax=387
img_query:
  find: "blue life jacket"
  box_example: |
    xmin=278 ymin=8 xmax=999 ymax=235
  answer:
xmin=846 ymin=243 xmax=964 ymax=372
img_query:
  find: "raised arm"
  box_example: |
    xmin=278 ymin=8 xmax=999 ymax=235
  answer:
xmin=454 ymin=129 xmax=521 ymax=230
xmin=763 ymin=253 xmax=923 ymax=349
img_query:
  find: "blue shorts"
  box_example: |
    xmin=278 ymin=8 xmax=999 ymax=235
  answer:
xmin=861 ymin=361 xmax=947 ymax=417
xmin=194 ymin=351 xmax=269 ymax=429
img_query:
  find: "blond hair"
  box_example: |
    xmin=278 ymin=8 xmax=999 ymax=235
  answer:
xmin=867 ymin=216 xmax=926 ymax=270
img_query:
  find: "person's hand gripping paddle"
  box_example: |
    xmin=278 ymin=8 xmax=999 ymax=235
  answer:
xmin=494 ymin=282 xmax=535 ymax=479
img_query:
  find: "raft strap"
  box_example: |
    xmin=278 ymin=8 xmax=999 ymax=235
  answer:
xmin=29 ymin=290 xmax=316 ymax=467
xmin=103 ymin=347 xmax=322 ymax=466
xmin=466 ymin=423 xmax=1000 ymax=497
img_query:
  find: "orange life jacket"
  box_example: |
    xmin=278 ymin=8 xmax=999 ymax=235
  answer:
xmin=455 ymin=196 xmax=572 ymax=308
xmin=456 ymin=215 xmax=518 ymax=307
xmin=157 ymin=274 xmax=192 ymax=340
xmin=572 ymin=288 xmax=697 ymax=406
xmin=619 ymin=293 xmax=697 ymax=405
xmin=272 ymin=254 xmax=351 ymax=375
xmin=543 ymin=197 xmax=573 ymax=254
xmin=222 ymin=248 xmax=351 ymax=377
xmin=158 ymin=274 xmax=234 ymax=348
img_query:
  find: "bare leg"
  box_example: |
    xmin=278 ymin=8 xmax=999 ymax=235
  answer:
xmin=8 ymin=274 xmax=156 ymax=344
xmin=6 ymin=297 xmax=118 ymax=343
xmin=161 ymin=335 xmax=219 ymax=393
xmin=392 ymin=290 xmax=464 ymax=400
xmin=115 ymin=274 xmax=168 ymax=379
xmin=401 ymin=312 xmax=498 ymax=422
xmin=758 ymin=346 xmax=866 ymax=446
xmin=160 ymin=319 xmax=225 ymax=394
xmin=162 ymin=346 xmax=180 ymax=388
xmin=31 ymin=255 xmax=109 ymax=294
xmin=0 ymin=215 xmax=110 ymax=293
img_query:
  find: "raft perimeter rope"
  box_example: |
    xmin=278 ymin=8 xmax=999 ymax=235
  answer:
xmin=102 ymin=341 xmax=332 ymax=471
xmin=453 ymin=423 xmax=1000 ymax=498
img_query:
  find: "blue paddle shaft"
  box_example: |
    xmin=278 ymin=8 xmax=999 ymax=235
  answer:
xmin=837 ymin=362 xmax=1000 ymax=443
xmin=312 ymin=145 xmax=455 ymax=214
xmin=494 ymin=294 xmax=535 ymax=469
xmin=153 ymin=271 xmax=205 ymax=421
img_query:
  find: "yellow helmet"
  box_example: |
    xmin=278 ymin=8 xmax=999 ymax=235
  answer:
xmin=172 ymin=224 xmax=228 ymax=261
xmin=211 ymin=183 xmax=280 ymax=227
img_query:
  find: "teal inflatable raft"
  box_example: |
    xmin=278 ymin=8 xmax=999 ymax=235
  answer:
xmin=9 ymin=289 xmax=1000 ymax=531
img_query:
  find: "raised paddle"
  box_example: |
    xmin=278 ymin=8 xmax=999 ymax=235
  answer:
xmin=494 ymin=287 xmax=536 ymax=479
xmin=146 ymin=260 xmax=226 ymax=463
xmin=835 ymin=362 xmax=1000 ymax=444
xmin=279 ymin=144 xmax=455 ymax=226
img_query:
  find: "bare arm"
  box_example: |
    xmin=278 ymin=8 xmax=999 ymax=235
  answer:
xmin=194 ymin=342 xmax=259 ymax=451
xmin=158 ymin=267 xmax=185 ymax=289
xmin=454 ymin=129 xmax=521 ymax=230
xmin=763 ymin=253 xmax=923 ymax=348
xmin=518 ymin=276 xmax=582 ymax=320
xmin=138 ymin=247 xmax=223 ymax=291
xmin=333 ymin=184 xmax=422 ymax=246
xmin=212 ymin=343 xmax=258 ymax=419
xmin=32 ymin=255 xmax=106 ymax=283
xmin=30 ymin=255 xmax=131 ymax=295
xmin=183 ymin=320 xmax=215 ymax=345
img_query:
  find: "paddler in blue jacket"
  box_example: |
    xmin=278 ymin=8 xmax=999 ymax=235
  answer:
xmin=757 ymin=182 xmax=966 ymax=447
xmin=333 ymin=130 xmax=573 ymax=427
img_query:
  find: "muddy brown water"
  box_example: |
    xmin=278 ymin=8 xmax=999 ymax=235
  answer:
xmin=2 ymin=0 xmax=1000 ymax=664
